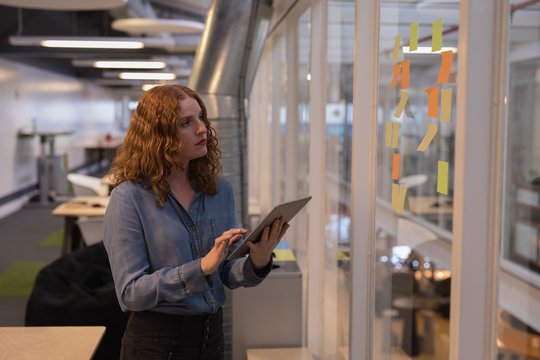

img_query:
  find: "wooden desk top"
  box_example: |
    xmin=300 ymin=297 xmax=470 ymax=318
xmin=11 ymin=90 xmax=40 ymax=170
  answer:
xmin=0 ymin=326 xmax=105 ymax=360
xmin=52 ymin=196 xmax=109 ymax=217
xmin=408 ymin=196 xmax=453 ymax=216
xmin=247 ymin=348 xmax=312 ymax=360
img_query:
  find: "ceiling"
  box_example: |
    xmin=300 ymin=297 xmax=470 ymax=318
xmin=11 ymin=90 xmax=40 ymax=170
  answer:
xmin=0 ymin=0 xmax=212 ymax=88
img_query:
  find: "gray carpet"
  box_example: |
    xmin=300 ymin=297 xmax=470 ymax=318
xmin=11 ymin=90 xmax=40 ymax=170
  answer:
xmin=0 ymin=203 xmax=64 ymax=325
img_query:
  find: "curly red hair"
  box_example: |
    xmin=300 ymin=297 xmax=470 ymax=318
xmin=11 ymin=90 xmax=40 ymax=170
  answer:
xmin=110 ymin=85 xmax=221 ymax=206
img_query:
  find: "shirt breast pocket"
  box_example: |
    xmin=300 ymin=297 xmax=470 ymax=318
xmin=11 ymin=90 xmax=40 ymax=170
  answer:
xmin=199 ymin=217 xmax=230 ymax=255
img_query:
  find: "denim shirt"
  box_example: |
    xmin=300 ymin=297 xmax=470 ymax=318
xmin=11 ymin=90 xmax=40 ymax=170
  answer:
xmin=103 ymin=176 xmax=270 ymax=315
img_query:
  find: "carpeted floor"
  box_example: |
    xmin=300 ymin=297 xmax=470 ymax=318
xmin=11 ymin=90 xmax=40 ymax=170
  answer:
xmin=0 ymin=204 xmax=64 ymax=325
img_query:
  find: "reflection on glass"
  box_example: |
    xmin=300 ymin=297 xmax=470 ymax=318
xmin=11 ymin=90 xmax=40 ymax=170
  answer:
xmin=374 ymin=1 xmax=458 ymax=359
xmin=499 ymin=2 xmax=540 ymax=359
xmin=323 ymin=1 xmax=354 ymax=358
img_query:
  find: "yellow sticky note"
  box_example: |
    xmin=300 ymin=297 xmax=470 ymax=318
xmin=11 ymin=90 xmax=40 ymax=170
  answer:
xmin=273 ymin=249 xmax=296 ymax=261
xmin=394 ymin=91 xmax=408 ymax=118
xmin=437 ymin=160 xmax=449 ymax=195
xmin=409 ymin=22 xmax=418 ymax=51
xmin=391 ymin=183 xmax=408 ymax=214
xmin=417 ymin=123 xmax=438 ymax=152
xmin=385 ymin=121 xmax=400 ymax=148
xmin=432 ymin=19 xmax=442 ymax=52
xmin=440 ymin=88 xmax=453 ymax=122
xmin=392 ymin=122 xmax=400 ymax=148
xmin=392 ymin=35 xmax=401 ymax=62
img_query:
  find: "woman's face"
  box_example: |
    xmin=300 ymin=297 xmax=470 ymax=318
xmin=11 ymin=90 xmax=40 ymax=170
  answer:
xmin=177 ymin=96 xmax=208 ymax=164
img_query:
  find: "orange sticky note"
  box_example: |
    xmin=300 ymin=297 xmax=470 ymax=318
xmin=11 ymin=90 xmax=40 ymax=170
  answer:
xmin=417 ymin=123 xmax=438 ymax=152
xmin=400 ymin=60 xmax=410 ymax=89
xmin=437 ymin=160 xmax=449 ymax=195
xmin=440 ymin=88 xmax=453 ymax=122
xmin=390 ymin=63 xmax=400 ymax=89
xmin=437 ymin=50 xmax=454 ymax=84
xmin=392 ymin=153 xmax=401 ymax=180
xmin=392 ymin=35 xmax=401 ymax=62
xmin=426 ymin=87 xmax=439 ymax=118
xmin=394 ymin=91 xmax=408 ymax=118
xmin=389 ymin=61 xmax=410 ymax=89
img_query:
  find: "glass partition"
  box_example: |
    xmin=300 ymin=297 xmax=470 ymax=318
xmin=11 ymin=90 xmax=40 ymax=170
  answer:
xmin=498 ymin=2 xmax=540 ymax=358
xmin=374 ymin=2 xmax=459 ymax=358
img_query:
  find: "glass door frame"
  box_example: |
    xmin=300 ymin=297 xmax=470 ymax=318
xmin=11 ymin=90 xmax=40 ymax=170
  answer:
xmin=349 ymin=1 xmax=509 ymax=359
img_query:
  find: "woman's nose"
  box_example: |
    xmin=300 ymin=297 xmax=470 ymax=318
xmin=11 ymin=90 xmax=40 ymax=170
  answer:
xmin=196 ymin=120 xmax=207 ymax=134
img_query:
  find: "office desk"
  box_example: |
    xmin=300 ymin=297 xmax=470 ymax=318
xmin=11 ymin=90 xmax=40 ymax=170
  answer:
xmin=0 ymin=326 xmax=105 ymax=360
xmin=52 ymin=196 xmax=109 ymax=255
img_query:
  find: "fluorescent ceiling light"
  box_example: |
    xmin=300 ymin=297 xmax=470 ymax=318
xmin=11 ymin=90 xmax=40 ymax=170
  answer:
xmin=403 ymin=46 xmax=457 ymax=54
xmin=9 ymin=36 xmax=176 ymax=49
xmin=119 ymin=72 xmax=176 ymax=80
xmin=93 ymin=61 xmax=166 ymax=69
xmin=41 ymin=39 xmax=143 ymax=49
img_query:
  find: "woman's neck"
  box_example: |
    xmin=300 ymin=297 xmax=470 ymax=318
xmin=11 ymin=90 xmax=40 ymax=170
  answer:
xmin=168 ymin=165 xmax=195 ymax=209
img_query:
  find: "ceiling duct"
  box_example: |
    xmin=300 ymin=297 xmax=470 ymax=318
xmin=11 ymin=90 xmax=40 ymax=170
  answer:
xmin=189 ymin=0 xmax=272 ymax=225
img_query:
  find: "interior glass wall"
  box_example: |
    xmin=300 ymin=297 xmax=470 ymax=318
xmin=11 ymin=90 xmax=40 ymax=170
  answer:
xmin=374 ymin=2 xmax=459 ymax=358
xmin=323 ymin=1 xmax=354 ymax=358
xmin=498 ymin=1 xmax=540 ymax=358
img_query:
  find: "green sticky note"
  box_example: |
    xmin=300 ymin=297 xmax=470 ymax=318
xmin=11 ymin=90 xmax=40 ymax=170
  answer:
xmin=437 ymin=160 xmax=449 ymax=195
xmin=410 ymin=22 xmax=418 ymax=51
xmin=432 ymin=19 xmax=442 ymax=52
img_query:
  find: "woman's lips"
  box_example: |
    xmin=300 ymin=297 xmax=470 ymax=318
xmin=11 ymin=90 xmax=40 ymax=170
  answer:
xmin=196 ymin=139 xmax=207 ymax=145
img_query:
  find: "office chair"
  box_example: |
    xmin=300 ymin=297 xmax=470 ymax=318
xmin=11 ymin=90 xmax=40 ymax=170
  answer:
xmin=67 ymin=173 xmax=108 ymax=197
xmin=76 ymin=217 xmax=104 ymax=246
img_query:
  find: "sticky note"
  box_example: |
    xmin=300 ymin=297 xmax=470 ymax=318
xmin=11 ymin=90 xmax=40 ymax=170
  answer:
xmin=417 ymin=123 xmax=438 ymax=152
xmin=426 ymin=87 xmax=439 ymax=118
xmin=432 ymin=19 xmax=442 ymax=52
xmin=386 ymin=121 xmax=400 ymax=148
xmin=437 ymin=160 xmax=449 ymax=195
xmin=392 ymin=35 xmax=401 ymax=62
xmin=392 ymin=153 xmax=400 ymax=180
xmin=437 ymin=50 xmax=454 ymax=84
xmin=394 ymin=91 xmax=408 ymax=118
xmin=389 ymin=61 xmax=410 ymax=89
xmin=391 ymin=183 xmax=408 ymax=214
xmin=440 ymin=88 xmax=453 ymax=122
xmin=400 ymin=60 xmax=410 ymax=88
xmin=409 ymin=22 xmax=418 ymax=51
xmin=390 ymin=63 xmax=400 ymax=89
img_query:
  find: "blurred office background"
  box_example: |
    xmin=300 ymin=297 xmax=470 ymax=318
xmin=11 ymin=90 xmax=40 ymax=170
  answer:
xmin=0 ymin=1 xmax=539 ymax=359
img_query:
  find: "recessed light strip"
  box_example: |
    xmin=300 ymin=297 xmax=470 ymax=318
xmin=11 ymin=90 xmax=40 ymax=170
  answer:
xmin=119 ymin=72 xmax=176 ymax=80
xmin=40 ymin=39 xmax=144 ymax=49
xmin=93 ymin=61 xmax=166 ymax=69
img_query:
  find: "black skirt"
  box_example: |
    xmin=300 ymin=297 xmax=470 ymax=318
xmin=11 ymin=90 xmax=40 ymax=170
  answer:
xmin=120 ymin=308 xmax=224 ymax=360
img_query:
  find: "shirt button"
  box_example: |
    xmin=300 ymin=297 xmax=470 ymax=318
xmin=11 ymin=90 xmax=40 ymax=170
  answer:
xmin=190 ymin=225 xmax=196 ymax=231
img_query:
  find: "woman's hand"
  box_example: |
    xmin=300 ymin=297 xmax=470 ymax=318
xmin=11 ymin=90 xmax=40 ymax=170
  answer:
xmin=201 ymin=228 xmax=247 ymax=275
xmin=247 ymin=217 xmax=290 ymax=270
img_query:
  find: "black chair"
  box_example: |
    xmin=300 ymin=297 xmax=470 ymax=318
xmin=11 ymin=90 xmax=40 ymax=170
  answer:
xmin=25 ymin=243 xmax=128 ymax=360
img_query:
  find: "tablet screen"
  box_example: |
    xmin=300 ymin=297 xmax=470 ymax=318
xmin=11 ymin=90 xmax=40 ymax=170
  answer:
xmin=226 ymin=196 xmax=312 ymax=260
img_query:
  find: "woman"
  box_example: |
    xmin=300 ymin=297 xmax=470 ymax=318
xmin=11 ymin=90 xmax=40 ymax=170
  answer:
xmin=103 ymin=85 xmax=288 ymax=359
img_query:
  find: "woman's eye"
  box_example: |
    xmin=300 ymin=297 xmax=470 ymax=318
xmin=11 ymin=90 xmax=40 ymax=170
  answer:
xmin=180 ymin=120 xmax=191 ymax=128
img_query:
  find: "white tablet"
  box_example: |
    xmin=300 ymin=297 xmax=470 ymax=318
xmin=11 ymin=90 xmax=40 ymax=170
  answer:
xmin=226 ymin=196 xmax=312 ymax=261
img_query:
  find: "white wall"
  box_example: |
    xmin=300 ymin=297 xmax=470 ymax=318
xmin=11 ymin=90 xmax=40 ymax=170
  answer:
xmin=0 ymin=58 xmax=120 ymax=217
